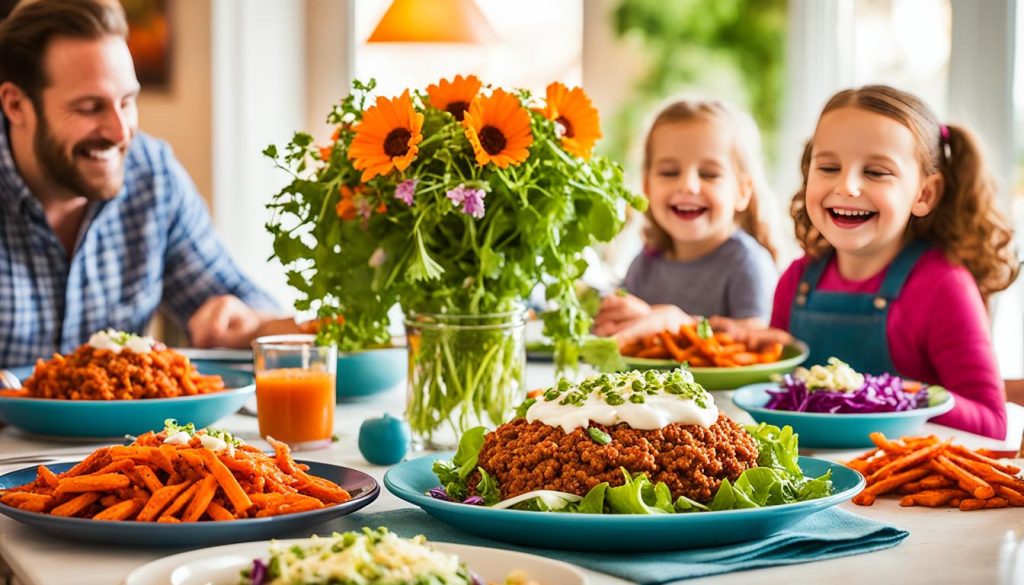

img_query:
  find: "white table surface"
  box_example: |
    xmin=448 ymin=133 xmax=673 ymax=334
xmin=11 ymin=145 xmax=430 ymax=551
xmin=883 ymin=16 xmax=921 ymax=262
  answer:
xmin=1 ymin=362 xmax=1023 ymax=585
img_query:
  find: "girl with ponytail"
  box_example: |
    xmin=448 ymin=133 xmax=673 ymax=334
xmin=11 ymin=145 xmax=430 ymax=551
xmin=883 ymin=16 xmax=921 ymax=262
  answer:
xmin=772 ymin=85 xmax=1019 ymax=439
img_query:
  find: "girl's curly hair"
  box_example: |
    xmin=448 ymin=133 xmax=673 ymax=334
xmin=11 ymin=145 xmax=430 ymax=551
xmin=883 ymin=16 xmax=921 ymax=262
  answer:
xmin=791 ymin=85 xmax=1019 ymax=302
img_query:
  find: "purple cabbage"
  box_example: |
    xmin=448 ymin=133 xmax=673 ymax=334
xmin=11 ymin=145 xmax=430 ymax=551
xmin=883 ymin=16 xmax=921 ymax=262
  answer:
xmin=250 ymin=559 xmax=268 ymax=585
xmin=428 ymin=486 xmax=484 ymax=505
xmin=765 ymin=372 xmax=930 ymax=414
xmin=427 ymin=487 xmax=452 ymax=501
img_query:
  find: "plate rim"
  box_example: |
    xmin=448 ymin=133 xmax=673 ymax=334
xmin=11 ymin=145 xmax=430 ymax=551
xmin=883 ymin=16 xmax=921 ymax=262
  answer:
xmin=384 ymin=452 xmax=864 ymax=521
xmin=0 ymin=383 xmax=255 ymax=406
xmin=620 ymin=340 xmax=810 ymax=373
xmin=731 ymin=381 xmax=957 ymax=420
xmin=0 ymin=459 xmax=380 ymax=528
xmin=122 ymin=538 xmax=589 ymax=585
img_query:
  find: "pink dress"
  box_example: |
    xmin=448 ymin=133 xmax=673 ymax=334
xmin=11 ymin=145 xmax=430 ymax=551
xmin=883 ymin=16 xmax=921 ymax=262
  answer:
xmin=772 ymin=249 xmax=1007 ymax=439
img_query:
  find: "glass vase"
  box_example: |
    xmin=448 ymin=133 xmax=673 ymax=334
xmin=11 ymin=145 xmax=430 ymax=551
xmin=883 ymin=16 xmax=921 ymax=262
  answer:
xmin=404 ymin=308 xmax=526 ymax=451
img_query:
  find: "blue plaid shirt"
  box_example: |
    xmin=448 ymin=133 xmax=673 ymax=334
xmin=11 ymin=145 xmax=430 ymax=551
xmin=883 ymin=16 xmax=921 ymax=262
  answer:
xmin=0 ymin=116 xmax=278 ymax=367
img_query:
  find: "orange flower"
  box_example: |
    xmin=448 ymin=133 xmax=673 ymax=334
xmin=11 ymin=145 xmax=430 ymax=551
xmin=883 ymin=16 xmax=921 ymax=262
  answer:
xmin=463 ymin=89 xmax=533 ymax=168
xmin=348 ymin=90 xmax=424 ymax=182
xmin=336 ymin=185 xmax=360 ymax=221
xmin=319 ymin=126 xmax=344 ymax=161
xmin=426 ymin=75 xmax=482 ymax=121
xmin=541 ymin=82 xmax=601 ymax=159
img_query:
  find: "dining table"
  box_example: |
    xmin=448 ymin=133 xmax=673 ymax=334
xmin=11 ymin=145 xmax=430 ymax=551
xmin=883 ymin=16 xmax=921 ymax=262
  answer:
xmin=1 ymin=359 xmax=1023 ymax=585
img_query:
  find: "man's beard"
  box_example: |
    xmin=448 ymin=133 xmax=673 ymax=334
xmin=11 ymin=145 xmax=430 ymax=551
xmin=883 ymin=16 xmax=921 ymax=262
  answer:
xmin=33 ymin=115 xmax=127 ymax=201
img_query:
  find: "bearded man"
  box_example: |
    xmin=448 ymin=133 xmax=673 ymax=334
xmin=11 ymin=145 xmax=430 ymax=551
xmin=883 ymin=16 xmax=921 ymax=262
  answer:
xmin=0 ymin=0 xmax=293 ymax=367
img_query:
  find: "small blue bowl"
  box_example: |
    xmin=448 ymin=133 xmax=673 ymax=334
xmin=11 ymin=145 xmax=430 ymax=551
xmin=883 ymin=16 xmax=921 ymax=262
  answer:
xmin=732 ymin=382 xmax=956 ymax=449
xmin=336 ymin=347 xmax=407 ymax=401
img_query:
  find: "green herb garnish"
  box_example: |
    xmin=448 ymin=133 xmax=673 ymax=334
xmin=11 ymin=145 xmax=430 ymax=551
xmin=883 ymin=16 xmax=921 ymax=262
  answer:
xmin=587 ymin=427 xmax=612 ymax=445
xmin=697 ymin=318 xmax=713 ymax=340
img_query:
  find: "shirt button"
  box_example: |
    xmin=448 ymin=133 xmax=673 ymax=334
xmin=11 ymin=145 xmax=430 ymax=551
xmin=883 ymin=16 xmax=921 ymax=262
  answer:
xmin=798 ymin=282 xmax=810 ymax=294
xmin=796 ymin=294 xmax=807 ymax=306
xmin=873 ymin=297 xmax=887 ymax=310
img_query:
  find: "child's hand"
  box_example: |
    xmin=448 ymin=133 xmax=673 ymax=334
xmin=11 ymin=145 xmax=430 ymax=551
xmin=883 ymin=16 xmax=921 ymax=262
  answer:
xmin=592 ymin=293 xmax=653 ymax=336
xmin=707 ymin=316 xmax=768 ymax=339
xmin=608 ymin=305 xmax=696 ymax=348
xmin=713 ymin=320 xmax=793 ymax=351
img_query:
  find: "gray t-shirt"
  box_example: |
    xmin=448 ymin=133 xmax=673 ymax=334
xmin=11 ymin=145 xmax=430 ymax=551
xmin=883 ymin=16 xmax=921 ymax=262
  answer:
xmin=623 ymin=230 xmax=777 ymax=320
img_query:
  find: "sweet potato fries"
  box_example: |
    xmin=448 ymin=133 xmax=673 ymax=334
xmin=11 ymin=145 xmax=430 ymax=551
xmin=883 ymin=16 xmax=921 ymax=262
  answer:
xmin=848 ymin=432 xmax=1023 ymax=511
xmin=620 ymin=324 xmax=784 ymax=367
xmin=0 ymin=430 xmax=351 ymax=522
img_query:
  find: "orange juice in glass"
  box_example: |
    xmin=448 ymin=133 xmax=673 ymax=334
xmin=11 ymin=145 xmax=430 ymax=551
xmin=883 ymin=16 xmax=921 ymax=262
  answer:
xmin=252 ymin=335 xmax=336 ymax=450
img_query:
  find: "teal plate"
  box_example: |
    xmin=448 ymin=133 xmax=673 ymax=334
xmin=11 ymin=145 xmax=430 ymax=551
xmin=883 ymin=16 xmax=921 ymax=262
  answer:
xmin=621 ymin=341 xmax=810 ymax=390
xmin=0 ymin=364 xmax=254 ymax=439
xmin=0 ymin=460 xmax=378 ymax=546
xmin=384 ymin=452 xmax=863 ymax=551
xmin=732 ymin=383 xmax=957 ymax=449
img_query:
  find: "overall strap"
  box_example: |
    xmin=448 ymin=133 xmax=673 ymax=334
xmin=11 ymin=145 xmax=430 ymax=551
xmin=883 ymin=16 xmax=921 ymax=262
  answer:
xmin=878 ymin=239 xmax=931 ymax=299
xmin=795 ymin=250 xmax=833 ymax=304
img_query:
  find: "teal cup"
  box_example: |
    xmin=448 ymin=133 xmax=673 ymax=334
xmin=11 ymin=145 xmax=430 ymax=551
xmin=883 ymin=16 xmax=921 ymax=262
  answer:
xmin=336 ymin=347 xmax=407 ymax=400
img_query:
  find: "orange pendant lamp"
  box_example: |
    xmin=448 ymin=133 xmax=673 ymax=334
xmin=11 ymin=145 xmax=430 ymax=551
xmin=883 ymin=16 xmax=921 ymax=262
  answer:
xmin=367 ymin=0 xmax=497 ymax=43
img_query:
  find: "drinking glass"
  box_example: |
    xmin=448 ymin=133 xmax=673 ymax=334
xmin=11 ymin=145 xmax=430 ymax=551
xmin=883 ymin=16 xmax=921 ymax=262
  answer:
xmin=252 ymin=334 xmax=336 ymax=451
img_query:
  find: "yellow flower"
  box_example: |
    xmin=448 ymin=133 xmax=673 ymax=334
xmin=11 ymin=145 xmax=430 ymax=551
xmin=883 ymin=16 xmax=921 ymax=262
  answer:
xmin=541 ymin=82 xmax=601 ymax=159
xmin=348 ymin=90 xmax=424 ymax=182
xmin=463 ymin=89 xmax=533 ymax=168
xmin=426 ymin=75 xmax=482 ymax=121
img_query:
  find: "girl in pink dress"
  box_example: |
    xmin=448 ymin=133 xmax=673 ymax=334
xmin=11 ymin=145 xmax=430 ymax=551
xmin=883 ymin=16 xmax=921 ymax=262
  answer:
xmin=759 ymin=85 xmax=1018 ymax=439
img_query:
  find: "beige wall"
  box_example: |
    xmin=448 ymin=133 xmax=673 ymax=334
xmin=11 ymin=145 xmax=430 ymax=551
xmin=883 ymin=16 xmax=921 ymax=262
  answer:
xmin=136 ymin=0 xmax=213 ymax=206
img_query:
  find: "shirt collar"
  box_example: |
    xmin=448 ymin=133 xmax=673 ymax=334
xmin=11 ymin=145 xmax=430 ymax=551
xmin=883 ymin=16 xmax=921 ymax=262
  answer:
xmin=0 ymin=111 xmax=40 ymax=214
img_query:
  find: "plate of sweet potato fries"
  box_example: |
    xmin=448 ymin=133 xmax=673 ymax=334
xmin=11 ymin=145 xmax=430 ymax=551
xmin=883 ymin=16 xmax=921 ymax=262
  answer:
xmin=619 ymin=324 xmax=809 ymax=390
xmin=848 ymin=432 xmax=1024 ymax=512
xmin=0 ymin=429 xmax=378 ymax=545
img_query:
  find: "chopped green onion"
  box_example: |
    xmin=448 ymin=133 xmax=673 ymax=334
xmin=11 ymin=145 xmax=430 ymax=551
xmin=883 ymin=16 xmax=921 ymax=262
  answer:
xmin=587 ymin=427 xmax=612 ymax=445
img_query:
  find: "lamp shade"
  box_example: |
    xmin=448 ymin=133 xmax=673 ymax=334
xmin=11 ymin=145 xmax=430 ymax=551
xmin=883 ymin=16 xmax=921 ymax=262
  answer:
xmin=367 ymin=0 xmax=497 ymax=43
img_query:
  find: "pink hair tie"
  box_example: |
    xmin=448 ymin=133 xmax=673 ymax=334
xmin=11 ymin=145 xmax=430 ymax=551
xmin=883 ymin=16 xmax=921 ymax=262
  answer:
xmin=939 ymin=125 xmax=952 ymax=162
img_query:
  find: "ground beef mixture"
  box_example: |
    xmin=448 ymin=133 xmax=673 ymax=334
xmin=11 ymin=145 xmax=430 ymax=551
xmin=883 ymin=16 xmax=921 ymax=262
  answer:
xmin=470 ymin=414 xmax=759 ymax=503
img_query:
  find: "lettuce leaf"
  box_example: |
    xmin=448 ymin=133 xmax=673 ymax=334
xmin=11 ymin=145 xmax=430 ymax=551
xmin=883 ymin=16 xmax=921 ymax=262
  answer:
xmin=746 ymin=422 xmax=802 ymax=476
xmin=577 ymin=482 xmax=609 ymax=514
xmin=431 ymin=426 xmax=487 ymax=501
xmin=476 ymin=468 xmax=502 ymax=506
xmin=605 ymin=469 xmax=674 ymax=514
xmin=709 ymin=424 xmax=833 ymax=511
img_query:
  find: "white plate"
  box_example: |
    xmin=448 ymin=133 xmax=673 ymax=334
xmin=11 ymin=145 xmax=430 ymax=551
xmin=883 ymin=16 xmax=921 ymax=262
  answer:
xmin=123 ymin=539 xmax=588 ymax=585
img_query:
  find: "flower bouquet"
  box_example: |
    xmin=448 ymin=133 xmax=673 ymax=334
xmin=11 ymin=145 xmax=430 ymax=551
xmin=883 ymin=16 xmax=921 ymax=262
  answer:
xmin=265 ymin=75 xmax=644 ymax=448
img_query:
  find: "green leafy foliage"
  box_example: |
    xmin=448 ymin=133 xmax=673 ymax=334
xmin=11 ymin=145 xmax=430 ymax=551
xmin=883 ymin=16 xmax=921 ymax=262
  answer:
xmin=605 ymin=0 xmax=786 ymax=163
xmin=265 ymin=79 xmax=645 ymax=357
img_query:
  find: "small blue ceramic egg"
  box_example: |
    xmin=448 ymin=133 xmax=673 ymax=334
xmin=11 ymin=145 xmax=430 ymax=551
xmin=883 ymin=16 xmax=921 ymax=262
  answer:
xmin=358 ymin=413 xmax=411 ymax=465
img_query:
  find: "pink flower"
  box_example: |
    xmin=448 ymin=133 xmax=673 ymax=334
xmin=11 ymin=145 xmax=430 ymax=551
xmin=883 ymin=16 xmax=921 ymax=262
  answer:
xmin=446 ymin=184 xmax=487 ymax=219
xmin=461 ymin=189 xmax=486 ymax=218
xmin=395 ymin=179 xmax=417 ymax=206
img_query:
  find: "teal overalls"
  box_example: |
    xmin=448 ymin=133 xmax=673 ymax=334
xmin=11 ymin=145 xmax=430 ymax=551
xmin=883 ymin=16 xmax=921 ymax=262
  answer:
xmin=789 ymin=239 xmax=931 ymax=376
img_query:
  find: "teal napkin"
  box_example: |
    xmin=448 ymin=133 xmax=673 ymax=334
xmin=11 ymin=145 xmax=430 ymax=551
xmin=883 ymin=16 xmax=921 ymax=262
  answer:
xmin=323 ymin=507 xmax=907 ymax=584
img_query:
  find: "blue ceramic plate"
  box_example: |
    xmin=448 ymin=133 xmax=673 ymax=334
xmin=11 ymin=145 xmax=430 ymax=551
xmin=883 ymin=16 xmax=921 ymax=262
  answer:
xmin=384 ymin=453 xmax=863 ymax=552
xmin=731 ymin=382 xmax=957 ymax=449
xmin=0 ymin=364 xmax=254 ymax=439
xmin=621 ymin=341 xmax=810 ymax=390
xmin=0 ymin=460 xmax=379 ymax=546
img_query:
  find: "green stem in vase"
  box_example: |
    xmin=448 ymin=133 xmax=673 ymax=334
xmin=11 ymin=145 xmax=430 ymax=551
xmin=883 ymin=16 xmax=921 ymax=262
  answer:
xmin=406 ymin=312 xmax=524 ymax=447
